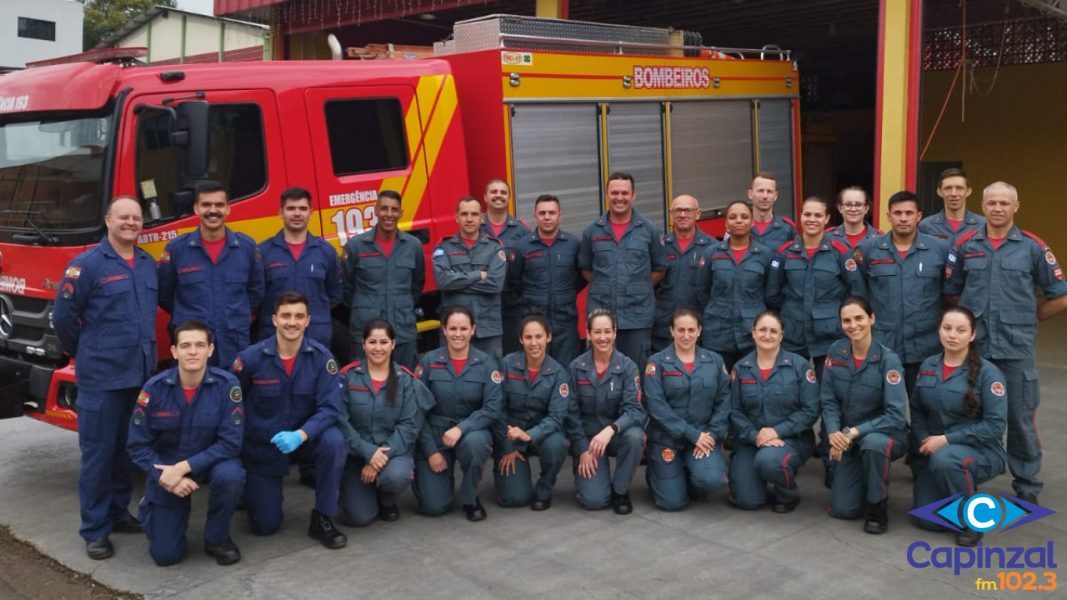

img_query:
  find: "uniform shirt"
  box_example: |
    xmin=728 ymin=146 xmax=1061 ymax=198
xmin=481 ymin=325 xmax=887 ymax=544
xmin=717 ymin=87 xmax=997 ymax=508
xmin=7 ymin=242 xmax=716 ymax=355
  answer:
xmin=767 ymin=237 xmax=868 ymax=357
xmin=127 ymin=367 xmax=244 ymax=504
xmin=819 ymin=339 xmax=907 ymax=436
xmin=338 ymin=360 xmax=429 ymax=461
xmin=729 ymin=350 xmax=819 ymax=443
xmin=158 ymin=228 xmax=265 ymax=367
xmin=232 ymin=336 xmax=341 ymax=473
xmin=343 ymin=227 xmax=425 ymax=344
xmin=944 ymin=226 xmax=1067 ymax=360
xmin=653 ymin=230 xmax=714 ymax=340
xmin=702 ymin=240 xmax=773 ymax=356
xmin=53 ymin=236 xmax=158 ymax=392
xmin=496 ymin=352 xmax=571 ymax=455
xmin=258 ymin=231 xmax=343 ymax=346
xmin=826 ymin=223 xmax=882 ymax=248
xmin=565 ymin=350 xmax=646 ymax=455
xmin=911 ymin=355 xmax=1007 ymax=459
xmin=482 ymin=216 xmax=530 ymax=308
xmin=918 ymin=210 xmax=985 ymax=245
xmin=855 ymin=233 xmax=950 ymax=364
xmin=578 ymin=210 xmax=668 ymax=330
xmin=432 ymin=234 xmax=507 ymax=339
xmin=415 ymin=346 xmax=503 ymax=456
xmin=750 ymin=213 xmax=796 ymax=251
xmin=643 ymin=346 xmax=731 ymax=446
xmin=511 ymin=230 xmax=585 ymax=332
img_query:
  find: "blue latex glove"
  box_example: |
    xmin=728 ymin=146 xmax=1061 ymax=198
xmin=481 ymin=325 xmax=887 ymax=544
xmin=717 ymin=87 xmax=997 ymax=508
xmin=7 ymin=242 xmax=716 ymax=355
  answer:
xmin=271 ymin=430 xmax=304 ymax=454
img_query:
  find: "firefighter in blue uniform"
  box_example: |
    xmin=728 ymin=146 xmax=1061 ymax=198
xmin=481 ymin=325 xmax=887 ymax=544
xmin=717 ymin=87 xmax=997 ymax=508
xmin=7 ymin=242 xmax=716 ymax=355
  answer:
xmin=826 ymin=187 xmax=881 ymax=249
xmin=493 ymin=314 xmax=571 ymax=510
xmin=910 ymin=307 xmax=1007 ymax=547
xmin=54 ymin=197 xmax=157 ymax=560
xmin=258 ymin=187 xmax=342 ymax=348
xmin=728 ymin=311 xmax=819 ymax=512
xmin=578 ymin=172 xmax=668 ymax=368
xmin=415 ymin=306 xmax=503 ymax=521
xmin=767 ymin=196 xmax=868 ymax=369
xmin=643 ymin=308 xmax=731 ymax=511
xmin=748 ymin=172 xmax=796 ymax=250
xmin=820 ymin=298 xmax=907 ymax=534
xmin=918 ymin=168 xmax=985 ymax=245
xmin=481 ymin=179 xmax=530 ymax=357
xmin=127 ymin=321 xmax=245 ymax=566
xmin=232 ymin=292 xmax=347 ymax=549
xmin=652 ymin=195 xmax=713 ymax=352
xmin=433 ymin=196 xmax=508 ymax=358
xmin=337 ymin=318 xmax=429 ymax=526
xmin=566 ymin=309 xmax=646 ymax=514
xmin=856 ymin=191 xmax=950 ymax=388
xmin=944 ymin=181 xmax=1067 ymax=505
xmin=343 ymin=190 xmax=426 ymax=369
xmin=511 ymin=194 xmax=586 ymax=365
xmin=702 ymin=200 xmax=774 ymax=370
xmin=158 ymin=182 xmax=264 ymax=368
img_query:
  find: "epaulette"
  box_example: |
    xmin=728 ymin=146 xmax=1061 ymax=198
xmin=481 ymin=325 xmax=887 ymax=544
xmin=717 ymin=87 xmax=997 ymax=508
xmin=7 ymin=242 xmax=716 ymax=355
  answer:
xmin=953 ymin=228 xmax=980 ymax=248
xmin=1021 ymin=230 xmax=1050 ymax=249
xmin=776 ymin=240 xmax=794 ymax=254
xmin=830 ymin=239 xmax=850 ymax=255
xmin=340 ymin=360 xmax=362 ymax=375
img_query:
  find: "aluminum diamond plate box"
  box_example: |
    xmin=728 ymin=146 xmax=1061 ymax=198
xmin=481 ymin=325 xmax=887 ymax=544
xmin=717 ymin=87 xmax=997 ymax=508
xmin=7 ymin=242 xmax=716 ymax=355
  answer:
xmin=450 ymin=14 xmax=694 ymax=56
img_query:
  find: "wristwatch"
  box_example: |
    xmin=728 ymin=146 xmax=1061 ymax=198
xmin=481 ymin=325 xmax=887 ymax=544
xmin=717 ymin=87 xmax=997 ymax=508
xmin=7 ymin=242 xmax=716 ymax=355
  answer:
xmin=841 ymin=426 xmax=853 ymax=438
xmin=610 ymin=423 xmax=620 ymax=434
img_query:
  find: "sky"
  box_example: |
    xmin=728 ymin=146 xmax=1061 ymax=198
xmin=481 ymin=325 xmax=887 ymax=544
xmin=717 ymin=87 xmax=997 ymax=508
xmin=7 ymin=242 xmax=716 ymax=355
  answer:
xmin=177 ymin=0 xmax=214 ymax=15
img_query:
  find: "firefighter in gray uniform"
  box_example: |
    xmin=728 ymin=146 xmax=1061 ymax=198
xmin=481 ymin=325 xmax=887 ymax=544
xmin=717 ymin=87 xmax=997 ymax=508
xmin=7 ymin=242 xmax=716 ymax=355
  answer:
xmin=652 ymin=194 xmax=713 ymax=353
xmin=480 ymin=179 xmax=530 ymax=357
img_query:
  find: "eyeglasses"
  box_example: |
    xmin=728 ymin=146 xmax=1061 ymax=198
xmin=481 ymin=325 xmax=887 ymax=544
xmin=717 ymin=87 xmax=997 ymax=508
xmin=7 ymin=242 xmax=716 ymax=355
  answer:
xmin=671 ymin=208 xmax=699 ymax=214
xmin=840 ymin=203 xmax=867 ymax=210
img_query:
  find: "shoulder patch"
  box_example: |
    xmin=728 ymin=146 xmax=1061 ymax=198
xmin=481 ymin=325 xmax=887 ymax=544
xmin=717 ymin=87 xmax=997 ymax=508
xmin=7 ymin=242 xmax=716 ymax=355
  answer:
xmin=326 ymin=358 xmax=339 ymax=375
xmin=433 ymin=247 xmax=445 ymax=258
xmin=776 ymin=240 xmax=793 ymax=254
xmin=399 ymin=365 xmax=417 ymax=378
xmin=491 ymin=370 xmax=503 ymax=384
xmin=231 ymin=357 xmax=244 ymax=374
xmin=824 ymin=356 xmax=833 ymax=370
xmin=1044 ymin=250 xmax=1057 ymax=265
xmin=64 ymin=266 xmax=82 ymax=280
xmin=136 ymin=390 xmax=150 ymax=407
xmin=498 ymin=249 xmax=507 ymax=262
xmin=885 ymin=369 xmax=902 ymax=385
xmin=414 ymin=364 xmax=424 ymax=378
xmin=852 ymin=247 xmax=864 ymax=262
xmin=159 ymin=251 xmax=171 ymax=264
xmin=340 ymin=360 xmax=363 ymax=375
xmin=991 ymin=381 xmax=1006 ymax=397
xmin=559 ymin=383 xmax=570 ymax=397
xmin=131 ymin=407 xmax=145 ymax=426
xmin=231 ymin=406 xmax=244 ymax=425
xmin=730 ymin=369 xmax=737 ymax=383
xmin=954 ymin=228 xmax=980 ymax=248
xmin=634 ymin=376 xmax=643 ymax=403
xmin=230 ymin=386 xmax=242 ymax=403
xmin=844 ymin=258 xmax=858 ymax=272
xmin=806 ymin=368 xmax=817 ymax=384
xmin=645 ymin=362 xmax=657 ymax=376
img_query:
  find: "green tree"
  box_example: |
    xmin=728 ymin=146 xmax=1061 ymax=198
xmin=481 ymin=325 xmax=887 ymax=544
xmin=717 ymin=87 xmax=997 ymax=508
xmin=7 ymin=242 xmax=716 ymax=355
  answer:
xmin=80 ymin=0 xmax=177 ymax=50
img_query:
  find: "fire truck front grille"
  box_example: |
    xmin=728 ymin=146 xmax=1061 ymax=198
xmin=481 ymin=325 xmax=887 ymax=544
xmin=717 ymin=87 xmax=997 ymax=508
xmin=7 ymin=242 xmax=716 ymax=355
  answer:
xmin=0 ymin=294 xmax=62 ymax=362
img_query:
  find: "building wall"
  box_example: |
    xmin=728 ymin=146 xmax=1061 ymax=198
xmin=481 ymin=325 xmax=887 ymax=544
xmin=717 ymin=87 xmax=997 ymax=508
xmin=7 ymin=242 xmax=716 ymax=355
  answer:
xmin=113 ymin=10 xmax=265 ymax=65
xmin=0 ymin=0 xmax=82 ymax=69
xmin=921 ymin=62 xmax=1067 ymax=252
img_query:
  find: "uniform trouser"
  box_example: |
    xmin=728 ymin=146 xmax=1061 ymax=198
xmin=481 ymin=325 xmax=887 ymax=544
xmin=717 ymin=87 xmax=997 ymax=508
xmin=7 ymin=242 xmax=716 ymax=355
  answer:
xmin=414 ymin=429 xmax=493 ymax=515
xmin=493 ymin=432 xmax=568 ymax=506
xmin=729 ymin=438 xmax=813 ymax=509
xmin=646 ymin=441 xmax=727 ymax=511
xmin=243 ymin=426 xmax=346 ymax=535
xmin=992 ymin=358 xmax=1043 ymax=496
xmin=353 ymin=338 xmax=418 ymax=371
xmin=472 ymin=336 xmax=503 ymax=360
xmin=339 ymin=455 xmax=415 ymax=527
xmin=78 ymin=387 xmax=138 ymax=543
xmin=573 ymin=426 xmax=645 ymax=510
xmin=829 ymin=432 xmax=906 ymax=519
xmin=548 ymin=322 xmax=581 ymax=367
xmin=904 ymin=362 xmax=922 ymax=396
xmin=910 ymin=445 xmax=1004 ymax=532
xmin=502 ymin=305 xmax=523 ymax=357
xmin=615 ymin=328 xmax=652 ymax=370
xmin=140 ymin=459 xmax=245 ymax=567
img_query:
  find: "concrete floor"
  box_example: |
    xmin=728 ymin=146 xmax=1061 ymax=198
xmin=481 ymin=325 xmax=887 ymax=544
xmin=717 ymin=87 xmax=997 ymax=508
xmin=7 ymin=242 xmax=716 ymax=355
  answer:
xmin=1 ymin=320 xmax=1065 ymax=599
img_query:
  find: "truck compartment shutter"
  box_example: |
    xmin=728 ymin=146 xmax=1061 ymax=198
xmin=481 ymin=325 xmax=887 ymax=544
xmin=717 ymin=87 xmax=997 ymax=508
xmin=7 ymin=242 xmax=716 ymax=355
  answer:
xmin=605 ymin=102 xmax=666 ymax=231
xmin=669 ymin=99 xmax=753 ymax=213
xmin=755 ymin=98 xmax=795 ymax=219
xmin=509 ymin=103 xmax=600 ymax=235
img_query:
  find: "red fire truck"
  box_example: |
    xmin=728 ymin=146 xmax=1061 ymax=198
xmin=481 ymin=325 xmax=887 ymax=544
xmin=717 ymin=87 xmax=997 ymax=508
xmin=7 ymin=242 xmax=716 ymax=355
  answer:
xmin=0 ymin=15 xmax=800 ymax=430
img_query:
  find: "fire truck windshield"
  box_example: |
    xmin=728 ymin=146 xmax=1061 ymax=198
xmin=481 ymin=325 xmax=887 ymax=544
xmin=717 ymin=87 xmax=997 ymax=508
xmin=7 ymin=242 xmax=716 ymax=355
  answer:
xmin=0 ymin=111 xmax=112 ymax=237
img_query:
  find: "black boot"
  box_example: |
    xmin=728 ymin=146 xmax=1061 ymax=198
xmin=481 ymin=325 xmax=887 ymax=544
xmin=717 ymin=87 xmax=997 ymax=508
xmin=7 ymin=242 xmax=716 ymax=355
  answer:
xmin=463 ymin=497 xmax=487 ymax=522
xmin=308 ymin=509 xmax=347 ymax=549
xmin=863 ymin=500 xmax=888 ymax=534
xmin=956 ymin=528 xmax=983 ymax=547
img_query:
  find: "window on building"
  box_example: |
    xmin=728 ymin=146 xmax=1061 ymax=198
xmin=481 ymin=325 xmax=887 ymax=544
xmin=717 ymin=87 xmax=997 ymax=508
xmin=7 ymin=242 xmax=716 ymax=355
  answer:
xmin=324 ymin=98 xmax=408 ymax=176
xmin=136 ymin=103 xmax=267 ymax=220
xmin=18 ymin=17 xmax=55 ymax=42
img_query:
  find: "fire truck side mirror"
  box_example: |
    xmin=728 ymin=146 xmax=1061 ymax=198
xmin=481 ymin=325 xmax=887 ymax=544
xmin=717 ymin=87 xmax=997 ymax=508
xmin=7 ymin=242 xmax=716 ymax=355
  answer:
xmin=174 ymin=101 xmax=210 ymax=178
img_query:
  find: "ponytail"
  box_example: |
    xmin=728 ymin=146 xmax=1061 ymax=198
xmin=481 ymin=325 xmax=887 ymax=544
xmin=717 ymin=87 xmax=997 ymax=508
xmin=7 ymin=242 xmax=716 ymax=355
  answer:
xmin=386 ymin=364 xmax=398 ymax=407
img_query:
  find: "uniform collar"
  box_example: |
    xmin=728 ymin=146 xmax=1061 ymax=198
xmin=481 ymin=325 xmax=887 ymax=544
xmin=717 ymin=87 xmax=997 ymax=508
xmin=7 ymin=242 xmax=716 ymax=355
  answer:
xmin=832 ymin=339 xmax=881 ymax=364
xmin=430 ymin=347 xmax=485 ymax=366
xmin=658 ymin=347 xmax=714 ymax=366
xmin=450 ymin=232 xmax=490 ymax=246
xmin=528 ymin=229 xmax=572 ymax=243
xmin=162 ymin=366 xmax=219 ymax=386
xmin=972 ymin=225 xmax=1021 ymax=242
xmin=363 ymin=226 xmax=409 ymax=243
xmin=189 ymin=227 xmax=237 ymax=247
xmin=574 ymin=350 xmax=627 ymax=375
xmin=271 ymin=229 xmax=322 ymax=248
xmin=97 ymin=235 xmax=145 ymax=260
xmin=506 ymin=351 xmax=557 ymax=375
xmin=260 ymin=336 xmax=315 ymax=357
xmin=595 ymin=210 xmax=645 ymax=229
xmin=664 ymin=230 xmax=711 ymax=246
xmin=737 ymin=349 xmax=794 ymax=371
